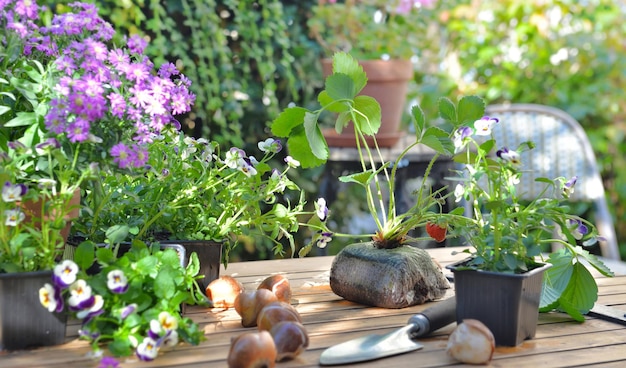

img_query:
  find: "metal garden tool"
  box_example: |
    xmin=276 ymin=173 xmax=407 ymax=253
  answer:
xmin=319 ymin=296 xmax=457 ymax=365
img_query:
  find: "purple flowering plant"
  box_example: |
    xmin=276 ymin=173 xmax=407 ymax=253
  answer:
xmin=39 ymin=242 xmax=205 ymax=361
xmin=448 ymin=114 xmax=614 ymax=320
xmin=0 ymin=1 xmax=194 ymax=272
xmin=308 ymin=0 xmax=438 ymax=59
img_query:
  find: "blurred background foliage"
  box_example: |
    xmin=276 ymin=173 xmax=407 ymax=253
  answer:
xmin=43 ymin=0 xmax=626 ymax=259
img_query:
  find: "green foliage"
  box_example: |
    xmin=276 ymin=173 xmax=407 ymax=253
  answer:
xmin=46 ymin=241 xmax=206 ymax=359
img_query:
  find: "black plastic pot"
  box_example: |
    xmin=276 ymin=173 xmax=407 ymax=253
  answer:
xmin=447 ymin=258 xmax=551 ymax=346
xmin=162 ymin=240 xmax=223 ymax=291
xmin=0 ymin=270 xmax=67 ymax=350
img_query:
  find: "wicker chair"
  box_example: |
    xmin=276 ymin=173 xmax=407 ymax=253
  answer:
xmin=484 ymin=103 xmax=619 ymax=260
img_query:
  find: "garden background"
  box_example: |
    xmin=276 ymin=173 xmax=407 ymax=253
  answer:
xmin=42 ymin=0 xmax=626 ymax=261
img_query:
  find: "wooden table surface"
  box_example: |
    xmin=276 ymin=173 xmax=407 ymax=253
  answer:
xmin=2 ymin=247 xmax=626 ymax=367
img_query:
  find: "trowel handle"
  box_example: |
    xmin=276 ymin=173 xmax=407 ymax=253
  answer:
xmin=407 ymin=296 xmax=456 ymax=337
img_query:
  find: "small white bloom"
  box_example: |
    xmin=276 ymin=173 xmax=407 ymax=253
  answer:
xmin=76 ymin=294 xmax=104 ymax=319
xmin=107 ymin=269 xmax=129 ymax=293
xmin=39 ymin=283 xmax=58 ymax=312
xmin=473 ymin=116 xmax=499 ymax=136
xmin=54 ymin=260 xmax=79 ymax=288
xmin=454 ymin=184 xmax=465 ymax=203
xmin=136 ymin=337 xmax=159 ymax=361
xmin=68 ymin=279 xmax=93 ymax=309
xmin=284 ymin=156 xmax=300 ymax=168
xmin=4 ymin=209 xmax=25 ymax=226
xmin=159 ymin=311 xmax=178 ymax=331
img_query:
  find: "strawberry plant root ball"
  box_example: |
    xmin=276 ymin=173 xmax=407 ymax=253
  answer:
xmin=330 ymin=242 xmax=451 ymax=308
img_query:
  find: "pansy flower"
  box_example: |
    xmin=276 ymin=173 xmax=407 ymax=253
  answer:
xmin=106 ymin=270 xmax=129 ymax=294
xmin=315 ymin=198 xmax=329 ymax=222
xmin=77 ymin=294 xmax=104 ymax=320
xmin=316 ymin=232 xmax=333 ymax=248
xmin=496 ymin=147 xmax=521 ymax=166
xmin=136 ymin=337 xmax=159 ymax=361
xmin=2 ymin=181 xmax=28 ymax=202
xmin=224 ymin=147 xmax=245 ymax=169
xmin=53 ymin=260 xmax=79 ymax=288
xmin=562 ymin=176 xmax=578 ymax=198
xmin=68 ymin=279 xmax=95 ymax=310
xmin=258 ymin=138 xmax=282 ymax=153
xmin=39 ymin=283 xmax=63 ymax=313
xmin=453 ymin=126 xmax=473 ymax=151
xmin=158 ymin=311 xmax=179 ymax=331
xmin=4 ymin=209 xmax=25 ymax=227
xmin=473 ymin=116 xmax=499 ymax=136
xmin=118 ymin=303 xmax=138 ymax=319
xmin=160 ymin=330 xmax=179 ymax=350
xmin=284 ymin=156 xmax=300 ymax=168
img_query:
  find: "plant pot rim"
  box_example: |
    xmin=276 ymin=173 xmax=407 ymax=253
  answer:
xmin=446 ymin=257 xmax=552 ymax=277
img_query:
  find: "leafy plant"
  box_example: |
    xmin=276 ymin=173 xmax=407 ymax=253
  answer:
xmin=40 ymin=241 xmax=205 ymax=361
xmin=75 ymin=128 xmax=326 ymax=266
xmin=272 ymin=52 xmax=465 ymax=253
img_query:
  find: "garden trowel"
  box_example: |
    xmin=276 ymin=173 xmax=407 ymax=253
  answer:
xmin=319 ymin=297 xmax=457 ymax=365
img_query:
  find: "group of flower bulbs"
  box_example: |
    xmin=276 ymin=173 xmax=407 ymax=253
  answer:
xmin=205 ymin=274 xmax=309 ymax=367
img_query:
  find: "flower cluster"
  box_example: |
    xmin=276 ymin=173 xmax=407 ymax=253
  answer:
xmin=1 ymin=1 xmax=194 ymax=272
xmin=449 ymin=116 xmax=602 ymax=272
xmin=308 ymin=0 xmax=439 ymax=60
xmin=40 ymin=243 xmax=205 ymax=361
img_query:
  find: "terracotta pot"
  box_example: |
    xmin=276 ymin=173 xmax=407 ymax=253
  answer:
xmin=19 ymin=188 xmax=81 ymax=242
xmin=321 ymin=58 xmax=413 ymax=148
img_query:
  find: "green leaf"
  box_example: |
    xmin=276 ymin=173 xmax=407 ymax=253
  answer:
xmin=325 ymin=73 xmax=356 ymax=101
xmin=270 ymin=107 xmax=307 ymax=137
xmin=339 ymin=171 xmax=374 ymax=187
xmin=319 ymin=91 xmax=350 ymax=113
xmin=5 ymin=112 xmax=37 ymax=127
xmin=352 ymin=95 xmax=381 ymax=135
xmin=286 ymin=131 xmax=326 ymax=168
xmin=331 ymin=52 xmax=367 ymax=94
xmin=74 ymin=241 xmax=95 ymax=270
xmin=421 ymin=127 xmax=454 ymax=155
xmin=136 ymin=255 xmax=158 ymax=276
xmin=186 ymin=252 xmax=200 ymax=276
xmin=573 ymin=246 xmax=615 ymax=277
xmin=334 ymin=111 xmax=351 ymax=133
xmin=540 ymin=249 xmax=574 ymax=308
xmin=457 ymin=95 xmax=485 ymax=126
xmin=303 ymin=111 xmax=329 ymax=161
xmin=558 ymin=262 xmax=598 ymax=315
xmin=438 ymin=97 xmax=457 ymax=122
xmin=105 ymin=225 xmax=130 ymax=244
xmin=155 ymin=267 xmax=177 ymax=299
xmin=411 ymin=105 xmax=426 ymax=138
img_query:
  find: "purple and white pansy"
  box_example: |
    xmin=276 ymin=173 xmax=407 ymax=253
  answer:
xmin=106 ymin=270 xmax=129 ymax=294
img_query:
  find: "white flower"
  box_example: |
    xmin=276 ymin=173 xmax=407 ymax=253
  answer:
xmin=68 ymin=279 xmax=94 ymax=309
xmin=158 ymin=311 xmax=178 ymax=331
xmin=284 ymin=155 xmax=300 ymax=168
xmin=473 ymin=116 xmax=499 ymax=136
xmin=136 ymin=337 xmax=159 ymax=361
xmin=54 ymin=260 xmax=79 ymax=288
xmin=39 ymin=283 xmax=59 ymax=312
xmin=4 ymin=209 xmax=25 ymax=226
xmin=107 ymin=270 xmax=129 ymax=293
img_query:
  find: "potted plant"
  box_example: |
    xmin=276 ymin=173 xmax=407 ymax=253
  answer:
xmin=445 ymin=119 xmax=613 ymax=346
xmin=74 ymin=128 xmax=321 ymax=290
xmin=39 ymin=241 xmax=205 ymax=363
xmin=0 ymin=0 xmax=194 ymax=350
xmin=307 ymin=0 xmax=439 ymax=147
xmin=271 ymin=52 xmax=612 ymax=337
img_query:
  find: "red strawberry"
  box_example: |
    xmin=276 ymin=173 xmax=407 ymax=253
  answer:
xmin=426 ymin=222 xmax=447 ymax=243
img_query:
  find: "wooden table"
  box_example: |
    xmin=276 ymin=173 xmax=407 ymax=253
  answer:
xmin=2 ymin=248 xmax=626 ymax=367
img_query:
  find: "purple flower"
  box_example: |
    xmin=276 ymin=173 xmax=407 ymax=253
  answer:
xmin=106 ymin=270 xmax=128 ymax=294
xmin=317 ymin=232 xmax=333 ymax=249
xmin=68 ymin=280 xmax=95 ymax=311
xmin=474 ymin=116 xmax=499 ymax=136
xmin=2 ymin=182 xmax=28 ymax=202
xmin=53 ymin=260 xmax=79 ymax=288
xmin=316 ymin=198 xmax=329 ymax=222
xmin=562 ymin=176 xmax=578 ymax=198
xmin=496 ymin=147 xmax=521 ymax=165
xmin=136 ymin=337 xmax=159 ymax=361
xmin=110 ymin=143 xmax=135 ymax=169
xmin=97 ymin=356 xmax=120 ymax=368
xmin=39 ymin=283 xmax=63 ymax=313
xmin=119 ymin=303 xmax=137 ymax=319
xmin=127 ymin=34 xmax=147 ymax=55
